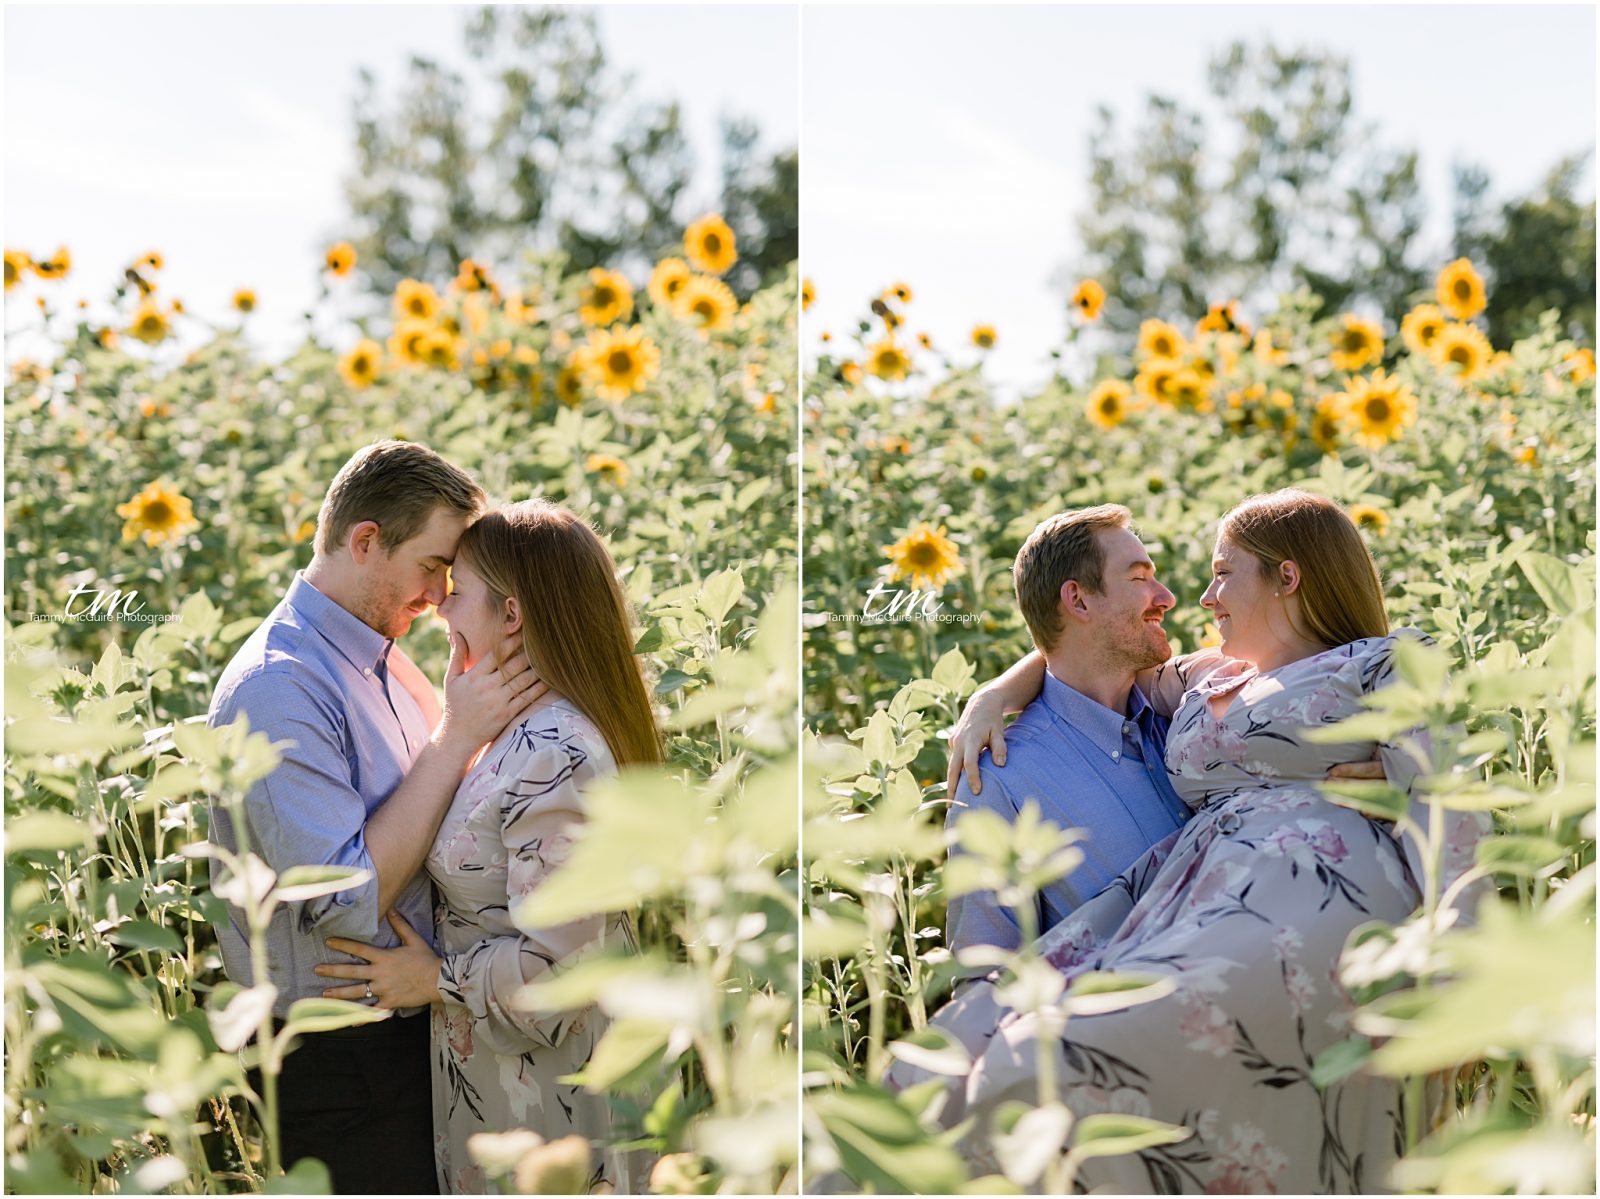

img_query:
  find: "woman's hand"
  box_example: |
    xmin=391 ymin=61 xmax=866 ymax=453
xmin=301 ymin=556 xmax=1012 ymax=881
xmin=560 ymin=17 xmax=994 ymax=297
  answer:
xmin=317 ymin=910 xmax=444 ymax=1009
xmin=945 ymin=687 xmax=1010 ymax=799
xmin=436 ymin=630 xmax=550 ymax=757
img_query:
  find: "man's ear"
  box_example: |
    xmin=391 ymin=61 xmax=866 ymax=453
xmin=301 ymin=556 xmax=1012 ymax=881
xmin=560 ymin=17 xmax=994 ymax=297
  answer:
xmin=1060 ymin=578 xmax=1093 ymax=623
xmin=347 ymin=520 xmax=382 ymax=564
xmin=1279 ymin=560 xmax=1302 ymax=596
xmin=503 ymin=594 xmax=523 ymax=636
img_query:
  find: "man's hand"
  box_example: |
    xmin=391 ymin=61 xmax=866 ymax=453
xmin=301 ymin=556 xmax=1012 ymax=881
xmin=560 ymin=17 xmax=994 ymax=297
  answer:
xmin=945 ymin=688 xmax=1009 ymax=799
xmin=435 ymin=630 xmax=549 ymax=755
xmin=1326 ymin=753 xmax=1386 ymax=781
xmin=317 ymin=910 xmax=443 ymax=1008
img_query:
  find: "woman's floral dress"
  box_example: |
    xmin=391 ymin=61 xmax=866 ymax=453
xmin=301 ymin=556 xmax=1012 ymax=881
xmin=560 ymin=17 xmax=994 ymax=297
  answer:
xmin=891 ymin=631 xmax=1488 ymax=1194
xmin=427 ymin=696 xmax=639 ymax=1195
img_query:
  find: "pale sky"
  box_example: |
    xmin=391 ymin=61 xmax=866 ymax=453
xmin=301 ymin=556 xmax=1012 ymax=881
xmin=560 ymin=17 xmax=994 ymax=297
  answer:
xmin=3 ymin=4 xmax=799 ymax=362
xmin=803 ymin=4 xmax=1596 ymax=395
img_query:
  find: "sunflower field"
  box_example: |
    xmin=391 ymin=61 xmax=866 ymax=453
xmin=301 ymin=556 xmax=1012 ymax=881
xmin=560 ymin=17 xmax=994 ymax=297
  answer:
xmin=4 ymin=227 xmax=799 ymax=1194
xmin=801 ymin=264 xmax=1596 ymax=1193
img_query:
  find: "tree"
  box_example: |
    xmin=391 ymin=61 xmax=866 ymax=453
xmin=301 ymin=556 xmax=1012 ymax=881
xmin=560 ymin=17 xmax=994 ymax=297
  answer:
xmin=341 ymin=6 xmax=793 ymax=296
xmin=1072 ymin=42 xmax=1428 ymax=340
xmin=1455 ymin=154 xmax=1596 ymax=346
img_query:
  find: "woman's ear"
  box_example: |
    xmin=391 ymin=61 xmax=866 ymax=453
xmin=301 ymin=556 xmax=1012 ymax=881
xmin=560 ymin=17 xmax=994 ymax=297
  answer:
xmin=503 ymin=594 xmax=523 ymax=636
xmin=1279 ymin=560 xmax=1302 ymax=596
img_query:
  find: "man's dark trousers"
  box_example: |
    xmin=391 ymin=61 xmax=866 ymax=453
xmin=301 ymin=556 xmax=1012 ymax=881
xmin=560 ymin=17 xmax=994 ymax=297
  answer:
xmin=253 ymin=1010 xmax=436 ymax=1194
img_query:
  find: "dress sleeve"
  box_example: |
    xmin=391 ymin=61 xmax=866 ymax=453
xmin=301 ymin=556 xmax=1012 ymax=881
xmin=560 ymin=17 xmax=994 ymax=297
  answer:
xmin=1363 ymin=630 xmax=1492 ymax=919
xmin=1145 ymin=647 xmax=1240 ymax=718
xmin=435 ymin=735 xmax=607 ymax=1056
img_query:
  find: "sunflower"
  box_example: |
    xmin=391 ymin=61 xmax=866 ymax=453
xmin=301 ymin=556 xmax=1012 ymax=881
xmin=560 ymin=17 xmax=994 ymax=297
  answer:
xmin=117 ymin=479 xmax=199 ymax=547
xmin=142 ymin=251 xmax=164 ymax=272
xmin=1400 ymin=304 xmax=1446 ymax=356
xmin=801 ymin=278 xmax=816 ymax=311
xmin=675 ymin=275 xmax=737 ymax=334
xmin=584 ymin=453 xmax=629 ymax=487
xmin=394 ymin=279 xmax=441 ymax=322
xmin=684 ymin=214 xmax=737 ymax=275
xmin=338 ymin=339 xmax=382 ymax=389
xmin=841 ymin=361 xmax=863 ymax=385
xmin=503 ymin=290 xmax=539 ymax=324
xmin=1166 ymin=368 xmax=1212 ymax=413
xmin=883 ymin=282 xmax=913 ymax=305
xmin=1348 ymin=503 xmax=1389 ymax=536
xmin=418 ymin=328 xmax=461 ymax=372
xmin=1432 ymin=322 xmax=1493 ymax=381
xmin=1197 ymin=300 xmax=1248 ymax=337
xmin=1086 ymin=379 xmax=1131 ymax=429
xmin=1329 ymin=314 xmax=1384 ymax=371
xmin=880 ymin=435 xmax=911 ymax=455
xmin=917 ymin=332 xmax=933 ymax=350
xmin=232 ymin=289 xmax=257 ymax=314
xmin=1137 ymin=319 xmax=1186 ymax=361
xmin=577 ymin=268 xmax=633 ymax=326
xmin=1311 ymin=395 xmax=1344 ymax=454
xmin=882 ymin=309 xmax=902 ymax=332
xmin=555 ymin=365 xmax=586 ymax=406
xmin=1563 ymin=347 xmax=1594 ymax=385
xmin=126 ymin=301 xmax=170 ymax=345
xmin=325 ymin=242 xmax=356 ymax=277
xmin=580 ymin=325 xmax=661 ymax=401
xmin=1436 ymin=258 xmax=1487 ymax=320
xmin=96 ymin=327 xmax=119 ymax=350
xmin=648 ymin=257 xmax=692 ymax=309
xmin=1252 ymin=328 xmax=1288 ymax=366
xmin=388 ymin=319 xmax=431 ymax=366
xmin=865 ymin=338 xmax=911 ymax=382
xmin=1135 ymin=359 xmax=1179 ymax=405
xmin=882 ymin=522 xmax=964 ymax=591
xmin=971 ymin=324 xmax=997 ymax=350
xmin=454 ymin=257 xmax=493 ymax=294
xmin=1069 ymin=279 xmax=1106 ymax=321
xmin=170 ymin=299 xmax=185 ymax=315
xmin=32 ymin=247 xmax=70 ymax=280
xmin=4 ymin=249 xmax=29 ymax=290
xmin=1339 ymin=370 xmax=1418 ymax=448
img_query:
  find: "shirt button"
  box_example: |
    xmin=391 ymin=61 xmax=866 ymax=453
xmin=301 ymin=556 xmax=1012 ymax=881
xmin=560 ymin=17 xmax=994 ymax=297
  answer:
xmin=1123 ymin=723 xmax=1133 ymax=735
xmin=363 ymin=667 xmax=374 ymax=677
xmin=1111 ymin=750 xmax=1121 ymax=761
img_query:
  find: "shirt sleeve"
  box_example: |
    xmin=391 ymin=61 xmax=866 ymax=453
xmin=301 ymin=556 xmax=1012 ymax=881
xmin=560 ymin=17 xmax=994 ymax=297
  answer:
xmin=210 ymin=670 xmax=382 ymax=940
xmin=944 ymin=768 xmax=1026 ymax=958
xmin=435 ymin=738 xmax=607 ymax=1057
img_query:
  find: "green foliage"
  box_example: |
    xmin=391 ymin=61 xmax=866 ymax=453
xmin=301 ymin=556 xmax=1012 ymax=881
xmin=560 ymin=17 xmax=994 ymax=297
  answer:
xmin=802 ymin=276 xmax=1595 ymax=1192
xmin=4 ymin=245 xmax=797 ymax=1191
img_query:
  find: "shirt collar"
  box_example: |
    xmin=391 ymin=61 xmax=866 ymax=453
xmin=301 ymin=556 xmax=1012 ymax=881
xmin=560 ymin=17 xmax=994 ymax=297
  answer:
xmin=286 ymin=572 xmax=394 ymax=676
xmin=1039 ymin=670 xmax=1153 ymax=760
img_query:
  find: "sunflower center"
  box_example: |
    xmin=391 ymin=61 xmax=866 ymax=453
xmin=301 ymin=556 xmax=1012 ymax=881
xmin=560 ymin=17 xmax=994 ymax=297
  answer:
xmin=1341 ymin=330 xmax=1369 ymax=353
xmin=1153 ymin=337 xmax=1173 ymax=356
xmin=1364 ymin=396 xmax=1392 ymax=422
xmin=1099 ymin=396 xmax=1119 ymax=415
xmin=1420 ymin=322 xmax=1440 ymax=345
xmin=1454 ymin=279 xmax=1473 ymax=300
xmin=906 ymin=542 xmax=941 ymax=569
xmin=594 ymin=286 xmax=616 ymax=307
xmin=693 ymin=300 xmax=715 ymax=321
xmin=144 ymin=501 xmax=173 ymax=525
xmin=704 ymin=233 xmax=722 ymax=255
xmin=1448 ymin=346 xmax=1471 ymax=367
xmin=608 ymin=349 xmax=634 ymax=374
xmin=666 ymin=278 xmax=684 ymax=297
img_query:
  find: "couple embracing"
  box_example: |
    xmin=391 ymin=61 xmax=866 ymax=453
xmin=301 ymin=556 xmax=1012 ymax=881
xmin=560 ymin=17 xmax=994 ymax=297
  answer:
xmin=207 ymin=441 xmax=656 ymax=1194
xmin=895 ymin=491 xmax=1489 ymax=1193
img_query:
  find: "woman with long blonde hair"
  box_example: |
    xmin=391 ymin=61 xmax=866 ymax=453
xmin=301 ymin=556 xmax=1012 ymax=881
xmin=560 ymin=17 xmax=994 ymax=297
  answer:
xmin=318 ymin=499 xmax=660 ymax=1194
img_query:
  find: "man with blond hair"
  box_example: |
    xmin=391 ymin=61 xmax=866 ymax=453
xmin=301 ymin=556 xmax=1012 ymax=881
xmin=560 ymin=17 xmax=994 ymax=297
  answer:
xmin=208 ymin=440 xmax=543 ymax=1193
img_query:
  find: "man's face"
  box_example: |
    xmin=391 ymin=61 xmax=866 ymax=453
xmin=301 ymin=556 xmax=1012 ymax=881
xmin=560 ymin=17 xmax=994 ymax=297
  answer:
xmin=1077 ymin=527 xmax=1176 ymax=671
xmin=349 ymin=506 xmax=472 ymax=640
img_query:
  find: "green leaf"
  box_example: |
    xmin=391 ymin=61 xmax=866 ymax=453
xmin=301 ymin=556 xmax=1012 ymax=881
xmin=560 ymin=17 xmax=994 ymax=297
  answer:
xmin=6 ymin=811 xmax=91 ymax=854
xmin=886 ymin=1027 xmax=972 ymax=1077
xmin=1063 ymin=971 xmax=1175 ymax=1016
xmin=110 ymin=920 xmax=183 ymax=954
xmin=809 ymin=1087 xmax=969 ymax=1194
xmin=1519 ymin=552 xmax=1585 ymax=617
xmin=564 ymin=1019 xmax=672 ymax=1091
xmin=1476 ymin=835 xmax=1568 ymax=877
xmin=1068 ymin=1113 xmax=1191 ymax=1160
xmin=1319 ymin=780 xmax=1408 ymax=822
xmin=698 ymin=568 xmax=745 ymax=625
xmin=931 ymin=648 xmax=976 ymax=696
xmin=277 ymin=998 xmax=391 ymax=1040
xmin=267 ymin=1158 xmax=332 ymax=1194
xmin=271 ymin=865 xmax=373 ymax=904
xmin=1310 ymin=1036 xmax=1373 ymax=1089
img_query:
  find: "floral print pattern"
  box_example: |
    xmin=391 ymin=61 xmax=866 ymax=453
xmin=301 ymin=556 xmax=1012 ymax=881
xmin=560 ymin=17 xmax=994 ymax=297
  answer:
xmin=891 ymin=631 xmax=1491 ymax=1193
xmin=427 ymin=697 xmax=641 ymax=1194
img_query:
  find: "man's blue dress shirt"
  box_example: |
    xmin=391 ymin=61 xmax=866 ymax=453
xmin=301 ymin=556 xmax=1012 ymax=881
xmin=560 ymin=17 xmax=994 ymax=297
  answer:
xmin=945 ymin=671 xmax=1191 ymax=954
xmin=207 ymin=573 xmax=436 ymax=1018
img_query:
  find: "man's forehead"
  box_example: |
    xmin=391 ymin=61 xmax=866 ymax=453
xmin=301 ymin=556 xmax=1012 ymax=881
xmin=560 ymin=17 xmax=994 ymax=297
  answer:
xmin=1098 ymin=525 xmax=1155 ymax=567
xmin=405 ymin=509 xmax=469 ymax=560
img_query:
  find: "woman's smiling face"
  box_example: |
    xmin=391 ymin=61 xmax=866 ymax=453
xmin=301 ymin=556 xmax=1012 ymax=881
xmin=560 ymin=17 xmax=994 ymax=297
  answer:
xmin=1200 ymin=535 xmax=1279 ymax=664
